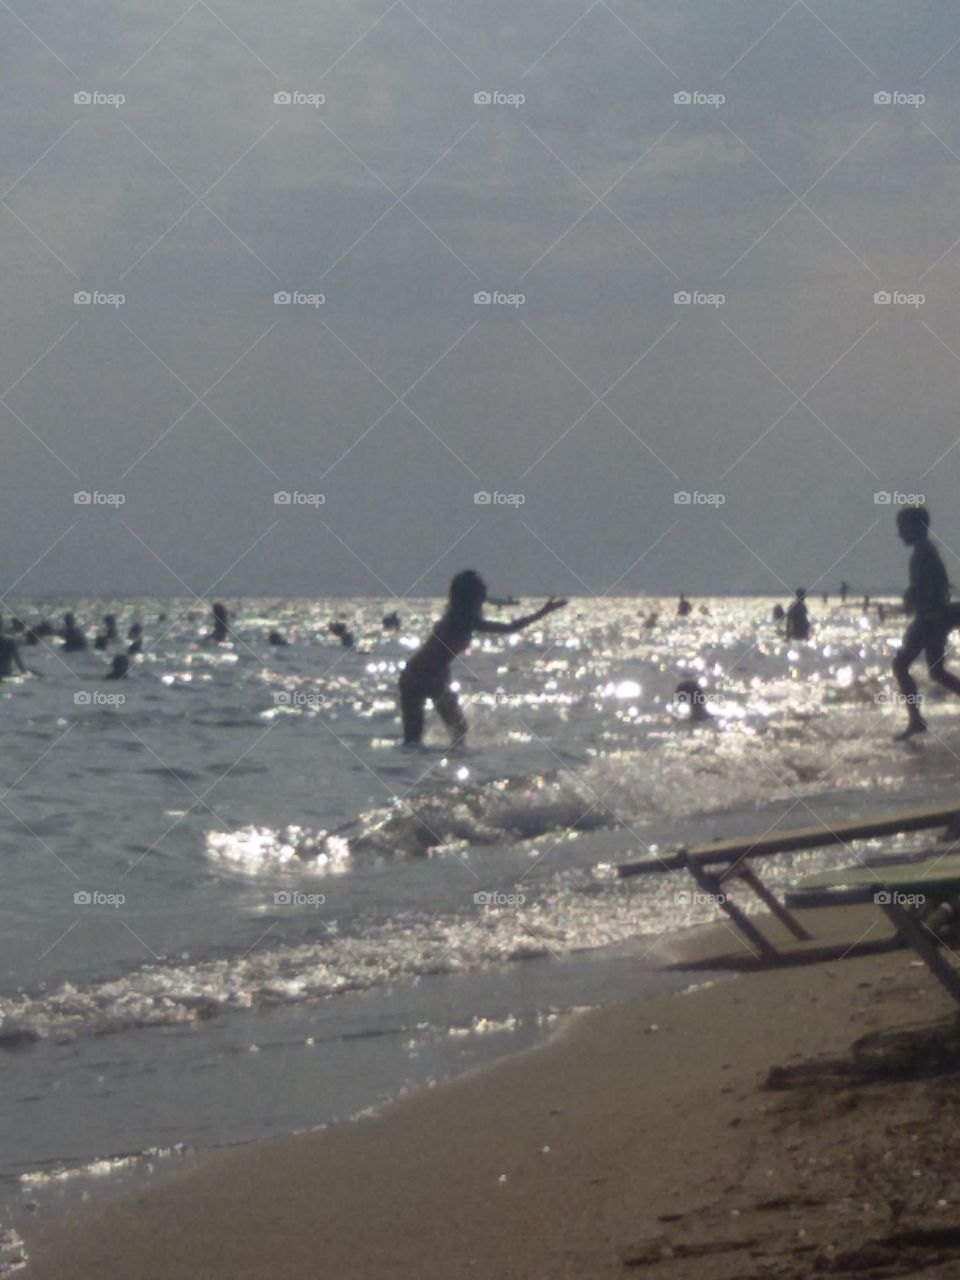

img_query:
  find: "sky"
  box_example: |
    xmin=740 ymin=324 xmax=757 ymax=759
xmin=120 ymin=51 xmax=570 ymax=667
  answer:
xmin=3 ymin=0 xmax=960 ymax=600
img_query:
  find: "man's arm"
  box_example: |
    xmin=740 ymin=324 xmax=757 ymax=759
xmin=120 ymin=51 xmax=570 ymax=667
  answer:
xmin=912 ymin=546 xmax=949 ymax=616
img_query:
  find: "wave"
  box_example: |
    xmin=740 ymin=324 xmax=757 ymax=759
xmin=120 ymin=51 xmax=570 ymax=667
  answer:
xmin=0 ymin=884 xmax=681 ymax=1048
xmin=205 ymin=713 xmax=895 ymax=869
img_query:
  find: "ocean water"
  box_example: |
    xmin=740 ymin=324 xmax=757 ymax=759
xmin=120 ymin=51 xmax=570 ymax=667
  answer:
xmin=2 ymin=593 xmax=958 ymax=1234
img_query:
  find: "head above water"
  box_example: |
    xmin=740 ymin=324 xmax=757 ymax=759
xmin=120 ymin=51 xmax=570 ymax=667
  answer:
xmin=897 ymin=505 xmax=930 ymax=544
xmin=675 ymin=678 xmax=709 ymax=721
xmin=449 ymin=569 xmax=487 ymax=613
xmin=794 ymin=587 xmax=807 ymax=600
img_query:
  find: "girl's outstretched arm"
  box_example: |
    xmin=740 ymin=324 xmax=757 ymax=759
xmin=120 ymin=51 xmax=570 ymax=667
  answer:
xmin=477 ymin=596 xmax=567 ymax=635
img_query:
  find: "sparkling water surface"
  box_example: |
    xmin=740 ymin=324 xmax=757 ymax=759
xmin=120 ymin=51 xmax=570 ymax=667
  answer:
xmin=1 ymin=593 xmax=954 ymax=1194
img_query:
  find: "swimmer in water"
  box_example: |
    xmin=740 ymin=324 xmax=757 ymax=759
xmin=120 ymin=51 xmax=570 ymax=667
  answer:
xmin=105 ymin=654 xmax=130 ymax=680
xmin=676 ymin=593 xmax=692 ymax=618
xmin=209 ymin=602 xmax=229 ymax=644
xmin=892 ymin=505 xmax=960 ymax=740
xmin=268 ymin=629 xmax=289 ymax=646
xmin=398 ymin=570 xmax=566 ymax=747
xmin=94 ymin=614 xmax=117 ymax=651
xmin=127 ymin=623 xmax=143 ymax=656
xmin=785 ymin=588 xmax=811 ymax=641
xmin=328 ymin=621 xmax=355 ymax=648
xmin=675 ymin=678 xmax=710 ymax=723
xmin=0 ymin=617 xmax=27 ymax=678
xmin=382 ymin=611 xmax=401 ymax=630
xmin=61 ymin=612 xmax=87 ymax=652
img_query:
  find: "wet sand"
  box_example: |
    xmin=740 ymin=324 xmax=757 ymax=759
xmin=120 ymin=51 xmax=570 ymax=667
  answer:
xmin=23 ymin=906 xmax=960 ymax=1279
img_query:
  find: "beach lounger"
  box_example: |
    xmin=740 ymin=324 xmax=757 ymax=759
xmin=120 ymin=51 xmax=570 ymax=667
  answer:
xmin=617 ymin=802 xmax=960 ymax=962
xmin=786 ymin=855 xmax=960 ymax=1003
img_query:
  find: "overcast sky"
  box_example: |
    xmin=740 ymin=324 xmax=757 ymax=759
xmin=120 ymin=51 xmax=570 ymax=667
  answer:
xmin=3 ymin=0 xmax=960 ymax=599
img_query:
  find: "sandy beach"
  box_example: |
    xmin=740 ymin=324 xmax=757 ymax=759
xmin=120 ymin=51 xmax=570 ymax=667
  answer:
xmin=21 ymin=905 xmax=960 ymax=1279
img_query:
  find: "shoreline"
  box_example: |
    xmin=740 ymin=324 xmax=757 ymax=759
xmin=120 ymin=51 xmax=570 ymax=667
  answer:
xmin=2 ymin=923 xmax=715 ymax=1183
xmin=6 ymin=925 xmax=728 ymax=1264
xmin=21 ymin=904 xmax=960 ymax=1279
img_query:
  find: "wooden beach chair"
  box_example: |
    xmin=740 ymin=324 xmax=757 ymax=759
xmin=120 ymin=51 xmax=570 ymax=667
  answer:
xmin=617 ymin=802 xmax=960 ymax=962
xmin=785 ymin=855 xmax=960 ymax=1003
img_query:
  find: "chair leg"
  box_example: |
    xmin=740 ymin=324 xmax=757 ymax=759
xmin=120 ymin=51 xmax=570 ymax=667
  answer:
xmin=882 ymin=900 xmax=960 ymax=1004
xmin=734 ymin=865 xmax=814 ymax=941
xmin=683 ymin=855 xmax=781 ymax=962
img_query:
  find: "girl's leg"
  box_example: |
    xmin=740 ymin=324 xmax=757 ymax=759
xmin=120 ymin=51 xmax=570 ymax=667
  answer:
xmin=434 ymin=689 xmax=467 ymax=746
xmin=399 ymin=679 xmax=426 ymax=744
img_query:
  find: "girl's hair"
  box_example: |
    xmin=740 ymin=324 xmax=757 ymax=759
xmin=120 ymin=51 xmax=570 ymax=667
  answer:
xmin=449 ymin=569 xmax=487 ymax=612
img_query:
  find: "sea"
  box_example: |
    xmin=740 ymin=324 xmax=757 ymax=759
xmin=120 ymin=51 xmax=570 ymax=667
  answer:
xmin=2 ymin=592 xmax=958 ymax=1264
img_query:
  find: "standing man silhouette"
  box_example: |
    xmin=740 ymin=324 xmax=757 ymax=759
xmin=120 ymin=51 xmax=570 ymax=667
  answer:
xmin=892 ymin=506 xmax=960 ymax=740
